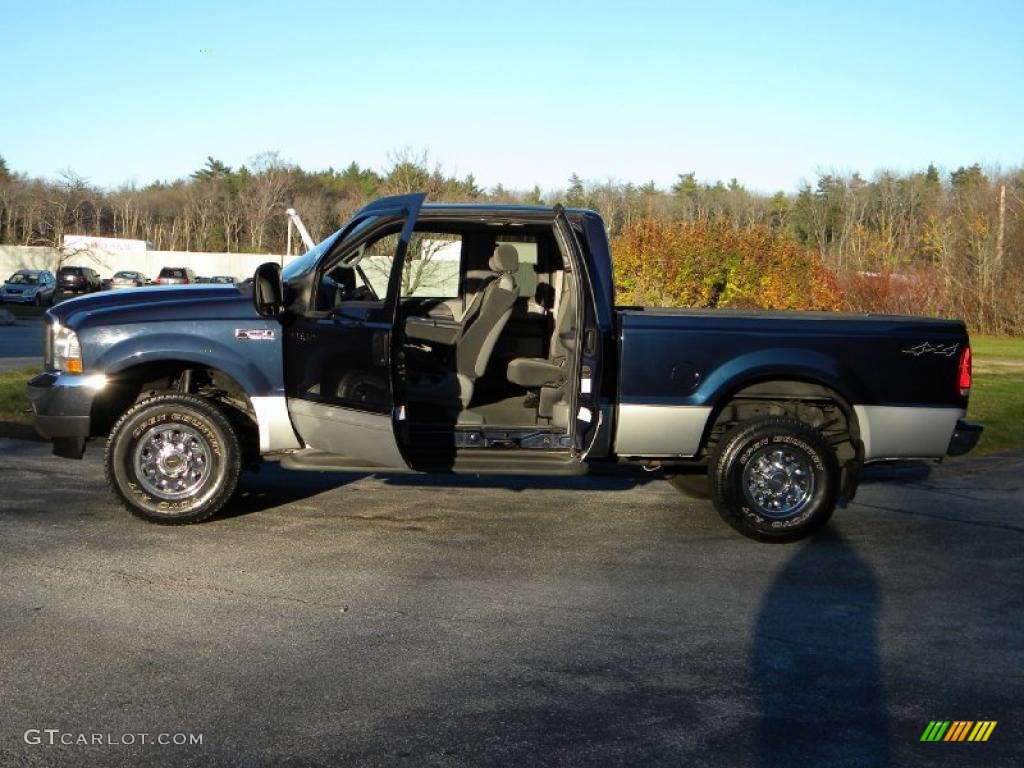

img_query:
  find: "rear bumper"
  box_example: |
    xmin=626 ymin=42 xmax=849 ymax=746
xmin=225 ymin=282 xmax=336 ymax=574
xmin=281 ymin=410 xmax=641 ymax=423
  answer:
xmin=26 ymin=371 xmax=102 ymax=457
xmin=946 ymin=419 xmax=983 ymax=457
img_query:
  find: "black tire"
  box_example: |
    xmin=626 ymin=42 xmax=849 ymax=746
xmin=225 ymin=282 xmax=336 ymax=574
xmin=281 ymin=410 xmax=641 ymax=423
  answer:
xmin=104 ymin=394 xmax=242 ymax=524
xmin=665 ymin=471 xmax=711 ymax=499
xmin=709 ymin=416 xmax=839 ymax=543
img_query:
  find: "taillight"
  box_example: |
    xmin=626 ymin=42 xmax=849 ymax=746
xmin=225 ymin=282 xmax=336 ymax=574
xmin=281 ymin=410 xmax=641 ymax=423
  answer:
xmin=182 ymin=278 xmax=190 ymax=284
xmin=958 ymin=345 xmax=972 ymax=397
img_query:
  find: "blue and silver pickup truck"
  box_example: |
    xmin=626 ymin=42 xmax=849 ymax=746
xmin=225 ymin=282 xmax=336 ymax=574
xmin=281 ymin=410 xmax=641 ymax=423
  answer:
xmin=27 ymin=194 xmax=982 ymax=541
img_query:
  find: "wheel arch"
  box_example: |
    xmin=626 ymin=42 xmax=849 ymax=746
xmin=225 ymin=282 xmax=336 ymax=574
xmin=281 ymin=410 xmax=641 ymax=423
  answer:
xmin=699 ymin=374 xmax=862 ymax=466
xmin=89 ymin=358 xmax=299 ymax=457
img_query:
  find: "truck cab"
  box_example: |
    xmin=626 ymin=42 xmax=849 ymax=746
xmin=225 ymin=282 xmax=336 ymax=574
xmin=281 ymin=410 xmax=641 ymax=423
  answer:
xmin=256 ymin=193 xmax=609 ymax=474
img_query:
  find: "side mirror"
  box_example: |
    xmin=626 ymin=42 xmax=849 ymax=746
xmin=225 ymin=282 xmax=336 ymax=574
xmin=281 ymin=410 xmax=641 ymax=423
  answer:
xmin=253 ymin=262 xmax=284 ymax=317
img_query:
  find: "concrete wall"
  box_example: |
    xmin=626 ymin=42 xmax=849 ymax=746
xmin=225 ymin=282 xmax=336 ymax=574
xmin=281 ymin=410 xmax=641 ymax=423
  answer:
xmin=0 ymin=245 xmax=295 ymax=282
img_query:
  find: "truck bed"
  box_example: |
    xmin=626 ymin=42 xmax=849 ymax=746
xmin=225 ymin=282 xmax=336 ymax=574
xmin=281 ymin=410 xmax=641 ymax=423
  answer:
xmin=615 ymin=306 xmax=967 ymax=408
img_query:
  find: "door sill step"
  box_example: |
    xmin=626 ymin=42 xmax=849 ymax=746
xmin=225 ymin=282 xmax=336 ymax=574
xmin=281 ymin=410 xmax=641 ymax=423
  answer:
xmin=279 ymin=450 xmax=410 ymax=473
xmin=408 ymin=449 xmax=586 ymax=475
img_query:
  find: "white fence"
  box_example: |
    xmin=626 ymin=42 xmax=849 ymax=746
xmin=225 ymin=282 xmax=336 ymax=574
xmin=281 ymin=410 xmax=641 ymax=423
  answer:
xmin=0 ymin=245 xmax=295 ymax=283
xmin=0 ymin=246 xmax=462 ymax=298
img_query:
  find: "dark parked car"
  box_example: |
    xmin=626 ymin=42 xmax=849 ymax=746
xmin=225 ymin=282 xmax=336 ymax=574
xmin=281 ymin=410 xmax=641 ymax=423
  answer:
xmin=27 ymin=195 xmax=982 ymax=542
xmin=209 ymin=276 xmax=237 ymax=284
xmin=0 ymin=269 xmax=56 ymax=305
xmin=111 ymin=270 xmax=148 ymax=288
xmin=56 ymin=266 xmax=102 ymax=294
xmin=155 ymin=267 xmax=198 ymax=285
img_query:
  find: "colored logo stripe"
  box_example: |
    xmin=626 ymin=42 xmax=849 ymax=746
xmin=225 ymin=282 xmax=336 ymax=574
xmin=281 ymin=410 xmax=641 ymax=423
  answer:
xmin=920 ymin=721 xmax=996 ymax=742
xmin=968 ymin=721 xmax=997 ymax=742
xmin=944 ymin=721 xmax=972 ymax=741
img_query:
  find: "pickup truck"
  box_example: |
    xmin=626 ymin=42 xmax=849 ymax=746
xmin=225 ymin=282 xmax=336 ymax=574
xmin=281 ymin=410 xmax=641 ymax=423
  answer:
xmin=27 ymin=194 xmax=982 ymax=541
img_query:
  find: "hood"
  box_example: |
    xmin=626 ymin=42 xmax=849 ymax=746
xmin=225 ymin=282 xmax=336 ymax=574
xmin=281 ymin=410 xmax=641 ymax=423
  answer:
xmin=48 ymin=284 xmax=257 ymax=330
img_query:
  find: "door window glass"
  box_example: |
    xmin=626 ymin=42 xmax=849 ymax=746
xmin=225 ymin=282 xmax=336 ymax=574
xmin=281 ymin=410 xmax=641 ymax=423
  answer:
xmin=357 ymin=231 xmax=462 ymax=300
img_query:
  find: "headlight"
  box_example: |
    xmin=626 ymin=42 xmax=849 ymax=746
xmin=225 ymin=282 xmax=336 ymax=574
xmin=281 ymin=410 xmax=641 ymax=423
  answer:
xmin=53 ymin=323 xmax=83 ymax=373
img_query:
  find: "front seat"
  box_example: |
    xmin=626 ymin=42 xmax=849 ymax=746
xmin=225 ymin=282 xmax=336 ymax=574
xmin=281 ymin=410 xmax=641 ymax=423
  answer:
xmin=506 ymin=269 xmax=576 ymax=425
xmin=409 ymin=244 xmax=519 ymax=409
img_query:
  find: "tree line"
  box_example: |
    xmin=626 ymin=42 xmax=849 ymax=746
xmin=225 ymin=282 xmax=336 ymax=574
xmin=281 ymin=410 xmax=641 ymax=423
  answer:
xmin=1 ymin=150 xmax=1021 ymax=334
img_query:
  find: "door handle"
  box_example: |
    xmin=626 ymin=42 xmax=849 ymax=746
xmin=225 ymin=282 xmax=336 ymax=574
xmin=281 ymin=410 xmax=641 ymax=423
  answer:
xmin=331 ymin=312 xmax=364 ymax=326
xmin=372 ymin=331 xmax=390 ymax=366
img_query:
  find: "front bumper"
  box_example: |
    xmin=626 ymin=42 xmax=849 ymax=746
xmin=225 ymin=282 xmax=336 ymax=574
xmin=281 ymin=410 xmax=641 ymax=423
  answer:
xmin=26 ymin=371 xmax=103 ymax=458
xmin=946 ymin=419 xmax=983 ymax=457
xmin=1 ymin=292 xmax=39 ymax=304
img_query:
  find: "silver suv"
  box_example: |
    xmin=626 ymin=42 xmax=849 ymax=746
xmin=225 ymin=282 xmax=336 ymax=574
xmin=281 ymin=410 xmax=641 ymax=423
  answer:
xmin=156 ymin=267 xmax=198 ymax=285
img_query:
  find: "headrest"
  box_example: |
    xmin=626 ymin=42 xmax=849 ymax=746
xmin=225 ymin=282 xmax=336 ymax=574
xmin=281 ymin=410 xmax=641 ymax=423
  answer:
xmin=489 ymin=244 xmax=519 ymax=273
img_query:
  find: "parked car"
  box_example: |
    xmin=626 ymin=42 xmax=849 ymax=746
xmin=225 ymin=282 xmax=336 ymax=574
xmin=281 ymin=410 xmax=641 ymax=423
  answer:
xmin=56 ymin=266 xmax=102 ymax=294
xmin=209 ymin=276 xmax=237 ymax=284
xmin=0 ymin=269 xmax=56 ymax=305
xmin=111 ymin=270 xmax=148 ymax=288
xmin=155 ymin=267 xmax=198 ymax=285
xmin=26 ymin=194 xmax=982 ymax=541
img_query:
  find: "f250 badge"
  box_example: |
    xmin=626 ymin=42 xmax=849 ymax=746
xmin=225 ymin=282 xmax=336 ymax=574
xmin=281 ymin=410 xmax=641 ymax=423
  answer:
xmin=902 ymin=341 xmax=959 ymax=357
xmin=235 ymin=329 xmax=276 ymax=341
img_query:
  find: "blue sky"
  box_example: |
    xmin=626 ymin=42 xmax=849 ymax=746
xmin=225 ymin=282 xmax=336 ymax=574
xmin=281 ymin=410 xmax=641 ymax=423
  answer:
xmin=3 ymin=0 xmax=1022 ymax=193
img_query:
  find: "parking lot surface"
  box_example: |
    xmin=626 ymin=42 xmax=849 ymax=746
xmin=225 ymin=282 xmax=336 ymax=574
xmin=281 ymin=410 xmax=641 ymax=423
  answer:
xmin=1 ymin=439 xmax=1021 ymax=767
xmin=0 ymin=316 xmax=42 ymax=371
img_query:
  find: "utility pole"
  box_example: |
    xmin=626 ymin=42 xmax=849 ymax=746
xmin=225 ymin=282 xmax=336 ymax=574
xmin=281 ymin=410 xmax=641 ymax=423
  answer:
xmin=285 ymin=208 xmax=316 ymax=266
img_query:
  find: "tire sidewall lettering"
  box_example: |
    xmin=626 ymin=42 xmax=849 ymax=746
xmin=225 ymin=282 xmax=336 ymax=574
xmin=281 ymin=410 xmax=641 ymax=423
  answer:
xmin=112 ymin=399 xmax=234 ymax=520
xmin=713 ymin=417 xmax=839 ymax=541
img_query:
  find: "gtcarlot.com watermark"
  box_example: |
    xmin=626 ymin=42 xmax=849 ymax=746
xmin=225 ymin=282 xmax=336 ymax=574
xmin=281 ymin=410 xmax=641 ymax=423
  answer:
xmin=24 ymin=729 xmax=203 ymax=747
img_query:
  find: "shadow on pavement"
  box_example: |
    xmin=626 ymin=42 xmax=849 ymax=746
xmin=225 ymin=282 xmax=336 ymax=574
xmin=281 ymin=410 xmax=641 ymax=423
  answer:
xmin=857 ymin=461 xmax=932 ymax=485
xmin=752 ymin=529 xmax=890 ymax=768
xmin=219 ymin=464 xmax=364 ymax=518
xmin=0 ymin=420 xmax=42 ymax=441
xmin=214 ymin=461 xmax=664 ymax=520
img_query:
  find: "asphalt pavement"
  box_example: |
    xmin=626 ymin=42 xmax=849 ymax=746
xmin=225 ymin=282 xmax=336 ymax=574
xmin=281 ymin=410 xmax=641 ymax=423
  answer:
xmin=1 ymin=437 xmax=1021 ymax=767
xmin=0 ymin=316 xmax=43 ymax=371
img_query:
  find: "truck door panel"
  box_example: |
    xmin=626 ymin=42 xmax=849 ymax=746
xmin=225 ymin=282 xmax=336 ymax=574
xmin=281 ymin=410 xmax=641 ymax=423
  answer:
xmin=283 ymin=193 xmax=425 ymax=467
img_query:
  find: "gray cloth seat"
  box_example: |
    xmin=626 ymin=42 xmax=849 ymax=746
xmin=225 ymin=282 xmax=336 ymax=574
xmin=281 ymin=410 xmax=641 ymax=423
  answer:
xmin=506 ymin=356 xmax=567 ymax=388
xmin=506 ymin=270 xmax=576 ymax=421
xmin=408 ymin=244 xmax=519 ymax=409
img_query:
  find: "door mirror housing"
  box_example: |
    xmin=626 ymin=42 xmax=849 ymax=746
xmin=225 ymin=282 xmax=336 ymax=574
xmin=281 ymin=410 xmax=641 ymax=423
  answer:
xmin=253 ymin=262 xmax=284 ymax=317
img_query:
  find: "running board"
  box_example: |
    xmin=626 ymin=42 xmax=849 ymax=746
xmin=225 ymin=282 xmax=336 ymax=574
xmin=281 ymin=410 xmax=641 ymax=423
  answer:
xmin=279 ymin=448 xmax=586 ymax=476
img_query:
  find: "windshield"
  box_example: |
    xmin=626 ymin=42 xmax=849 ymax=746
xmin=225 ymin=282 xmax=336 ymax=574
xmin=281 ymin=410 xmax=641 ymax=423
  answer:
xmin=8 ymin=272 xmax=40 ymax=284
xmin=281 ymin=215 xmax=377 ymax=282
xmin=114 ymin=271 xmax=137 ymax=278
xmin=160 ymin=268 xmax=186 ymax=278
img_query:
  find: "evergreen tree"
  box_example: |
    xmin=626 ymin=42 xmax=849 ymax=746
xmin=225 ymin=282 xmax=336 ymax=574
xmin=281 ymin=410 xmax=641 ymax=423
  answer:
xmin=191 ymin=156 xmax=233 ymax=181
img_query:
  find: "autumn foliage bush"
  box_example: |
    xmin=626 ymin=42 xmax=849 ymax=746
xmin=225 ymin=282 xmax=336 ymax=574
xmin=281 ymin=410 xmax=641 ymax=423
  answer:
xmin=611 ymin=218 xmax=842 ymax=310
xmin=836 ymin=267 xmax=1024 ymax=334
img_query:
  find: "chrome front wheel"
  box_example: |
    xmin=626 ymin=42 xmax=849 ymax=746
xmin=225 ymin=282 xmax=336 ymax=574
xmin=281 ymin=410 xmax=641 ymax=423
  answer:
xmin=133 ymin=423 xmax=213 ymax=500
xmin=105 ymin=394 xmax=242 ymax=524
